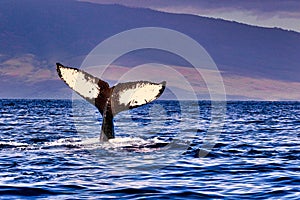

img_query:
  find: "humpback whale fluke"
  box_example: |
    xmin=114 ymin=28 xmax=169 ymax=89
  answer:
xmin=56 ymin=63 xmax=166 ymax=142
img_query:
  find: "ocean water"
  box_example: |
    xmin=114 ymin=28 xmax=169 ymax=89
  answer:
xmin=0 ymin=99 xmax=299 ymax=199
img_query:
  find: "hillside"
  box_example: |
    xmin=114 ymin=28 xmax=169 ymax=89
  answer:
xmin=0 ymin=0 xmax=300 ymax=99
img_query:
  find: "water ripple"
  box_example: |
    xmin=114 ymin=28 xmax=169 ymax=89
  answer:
xmin=0 ymin=100 xmax=299 ymax=199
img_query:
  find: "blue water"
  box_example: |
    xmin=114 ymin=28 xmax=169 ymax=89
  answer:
xmin=0 ymin=100 xmax=299 ymax=199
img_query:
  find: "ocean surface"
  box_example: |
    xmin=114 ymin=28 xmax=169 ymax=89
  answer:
xmin=0 ymin=99 xmax=299 ymax=199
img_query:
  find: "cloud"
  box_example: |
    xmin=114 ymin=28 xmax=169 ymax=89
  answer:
xmin=80 ymin=0 xmax=300 ymax=18
xmin=0 ymin=54 xmax=67 ymax=99
xmin=84 ymin=64 xmax=300 ymax=100
xmin=223 ymin=75 xmax=300 ymax=100
xmin=1 ymin=58 xmax=299 ymax=100
xmin=80 ymin=0 xmax=300 ymax=32
xmin=0 ymin=54 xmax=56 ymax=83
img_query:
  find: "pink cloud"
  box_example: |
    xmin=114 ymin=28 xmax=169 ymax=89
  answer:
xmin=85 ymin=64 xmax=300 ymax=100
xmin=0 ymin=54 xmax=56 ymax=83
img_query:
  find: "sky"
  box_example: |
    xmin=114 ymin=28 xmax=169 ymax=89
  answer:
xmin=81 ymin=0 xmax=300 ymax=33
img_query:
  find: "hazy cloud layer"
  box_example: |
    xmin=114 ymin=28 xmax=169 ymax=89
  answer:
xmin=0 ymin=54 xmax=64 ymax=99
xmin=0 ymin=54 xmax=56 ymax=83
xmin=81 ymin=0 xmax=300 ymax=32
xmin=84 ymin=64 xmax=300 ymax=101
xmin=81 ymin=0 xmax=300 ymax=18
xmin=1 ymin=57 xmax=300 ymax=100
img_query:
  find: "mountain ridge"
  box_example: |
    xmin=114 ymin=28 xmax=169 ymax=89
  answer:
xmin=0 ymin=0 xmax=299 ymax=99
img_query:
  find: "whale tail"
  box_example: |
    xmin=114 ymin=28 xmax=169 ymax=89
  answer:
xmin=56 ymin=63 xmax=166 ymax=141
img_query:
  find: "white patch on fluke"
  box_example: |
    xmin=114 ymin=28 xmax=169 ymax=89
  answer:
xmin=58 ymin=67 xmax=100 ymax=99
xmin=118 ymin=82 xmax=164 ymax=107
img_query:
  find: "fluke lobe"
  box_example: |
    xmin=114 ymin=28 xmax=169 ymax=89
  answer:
xmin=56 ymin=63 xmax=166 ymax=142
